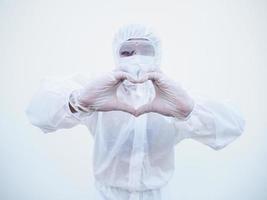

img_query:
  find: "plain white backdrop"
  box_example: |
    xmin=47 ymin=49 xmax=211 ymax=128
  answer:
xmin=1 ymin=0 xmax=267 ymax=199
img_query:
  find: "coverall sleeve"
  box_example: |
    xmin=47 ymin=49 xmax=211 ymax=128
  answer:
xmin=25 ymin=73 xmax=96 ymax=134
xmin=173 ymin=95 xmax=245 ymax=150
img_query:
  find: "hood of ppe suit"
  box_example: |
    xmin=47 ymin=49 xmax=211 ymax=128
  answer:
xmin=112 ymin=24 xmax=162 ymax=71
xmin=113 ymin=24 xmax=160 ymax=108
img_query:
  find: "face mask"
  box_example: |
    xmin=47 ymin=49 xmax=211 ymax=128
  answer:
xmin=117 ymin=55 xmax=156 ymax=107
xmin=118 ymin=55 xmax=157 ymax=78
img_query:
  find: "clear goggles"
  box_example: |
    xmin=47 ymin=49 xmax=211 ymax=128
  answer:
xmin=119 ymin=38 xmax=155 ymax=57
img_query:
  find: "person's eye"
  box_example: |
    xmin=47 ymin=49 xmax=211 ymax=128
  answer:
xmin=121 ymin=51 xmax=130 ymax=56
xmin=120 ymin=51 xmax=135 ymax=57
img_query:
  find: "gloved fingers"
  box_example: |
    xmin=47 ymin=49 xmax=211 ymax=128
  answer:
xmin=113 ymin=70 xmax=152 ymax=85
xmin=113 ymin=71 xmax=136 ymax=83
xmin=125 ymin=74 xmax=141 ymax=84
xmin=138 ymin=71 xmax=164 ymax=85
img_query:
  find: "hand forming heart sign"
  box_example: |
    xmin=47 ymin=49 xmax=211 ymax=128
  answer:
xmin=73 ymin=71 xmax=194 ymax=119
xmin=132 ymin=71 xmax=195 ymax=119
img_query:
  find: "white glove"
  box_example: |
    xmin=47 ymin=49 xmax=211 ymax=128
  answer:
xmin=69 ymin=71 xmax=137 ymax=115
xmin=135 ymin=71 xmax=195 ymax=119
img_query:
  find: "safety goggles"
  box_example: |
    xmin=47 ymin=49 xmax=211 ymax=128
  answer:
xmin=119 ymin=38 xmax=155 ymax=57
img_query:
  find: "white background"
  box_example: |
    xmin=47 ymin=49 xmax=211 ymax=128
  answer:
xmin=1 ymin=0 xmax=267 ymax=199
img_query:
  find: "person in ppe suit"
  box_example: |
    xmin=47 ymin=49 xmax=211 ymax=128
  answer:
xmin=25 ymin=24 xmax=245 ymax=200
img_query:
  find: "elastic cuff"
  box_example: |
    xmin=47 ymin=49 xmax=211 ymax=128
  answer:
xmin=65 ymin=90 xmax=94 ymax=120
xmin=174 ymin=101 xmax=196 ymax=121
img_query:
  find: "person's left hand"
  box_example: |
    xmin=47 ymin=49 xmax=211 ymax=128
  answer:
xmin=133 ymin=71 xmax=195 ymax=119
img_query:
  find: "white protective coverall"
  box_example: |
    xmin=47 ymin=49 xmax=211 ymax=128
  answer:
xmin=26 ymin=24 xmax=245 ymax=200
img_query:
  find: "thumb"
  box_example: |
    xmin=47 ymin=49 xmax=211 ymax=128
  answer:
xmin=135 ymin=103 xmax=153 ymax=117
xmin=112 ymin=101 xmax=137 ymax=116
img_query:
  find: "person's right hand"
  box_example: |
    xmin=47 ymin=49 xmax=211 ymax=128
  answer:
xmin=72 ymin=71 xmax=137 ymax=115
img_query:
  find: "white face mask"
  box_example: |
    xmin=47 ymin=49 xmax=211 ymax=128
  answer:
xmin=116 ymin=55 xmax=156 ymax=107
xmin=118 ymin=55 xmax=157 ymax=78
